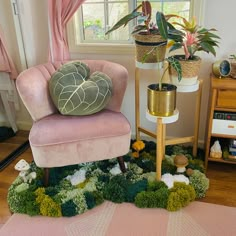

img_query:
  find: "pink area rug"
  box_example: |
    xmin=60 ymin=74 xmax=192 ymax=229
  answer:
xmin=0 ymin=201 xmax=236 ymax=236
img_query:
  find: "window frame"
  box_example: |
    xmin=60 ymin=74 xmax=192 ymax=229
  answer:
xmin=67 ymin=0 xmax=205 ymax=55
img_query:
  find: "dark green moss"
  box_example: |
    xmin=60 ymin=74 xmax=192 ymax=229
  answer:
xmin=161 ymin=159 xmax=176 ymax=175
xmin=126 ymin=179 xmax=148 ymax=202
xmin=84 ymin=191 xmax=96 ymax=209
xmin=45 ymin=186 xmax=59 ymax=197
xmin=61 ymin=200 xmax=77 ymax=216
xmin=92 ymin=191 xmax=104 ymax=206
xmin=103 ymin=175 xmax=128 ymax=203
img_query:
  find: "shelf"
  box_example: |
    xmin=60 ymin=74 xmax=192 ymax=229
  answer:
xmin=176 ymin=80 xmax=199 ymax=93
xmin=208 ymin=157 xmax=236 ymax=164
xmin=135 ymin=61 xmax=163 ymax=70
xmin=146 ymin=109 xmax=179 ymax=124
xmin=212 ymin=77 xmax=236 ymax=90
xmin=211 ymin=133 xmax=236 ymax=139
xmin=214 ymin=108 xmax=236 ymax=112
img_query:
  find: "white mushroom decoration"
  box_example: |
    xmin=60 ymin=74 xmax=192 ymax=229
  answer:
xmin=174 ymin=154 xmax=189 ymax=173
xmin=14 ymin=159 xmax=36 ymax=183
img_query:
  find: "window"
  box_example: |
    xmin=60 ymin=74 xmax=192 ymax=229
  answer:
xmin=67 ymin=0 xmax=205 ymax=54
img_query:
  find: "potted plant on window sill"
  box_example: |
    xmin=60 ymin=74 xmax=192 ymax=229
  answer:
xmin=147 ymin=56 xmax=182 ymax=117
xmin=105 ymin=1 xmax=180 ymax=64
xmin=168 ymin=16 xmax=220 ymax=86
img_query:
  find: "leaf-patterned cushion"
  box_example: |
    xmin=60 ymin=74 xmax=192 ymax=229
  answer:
xmin=49 ymin=61 xmax=112 ymax=116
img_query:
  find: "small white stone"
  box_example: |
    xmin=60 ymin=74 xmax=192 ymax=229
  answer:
xmin=66 ymin=169 xmax=87 ymax=185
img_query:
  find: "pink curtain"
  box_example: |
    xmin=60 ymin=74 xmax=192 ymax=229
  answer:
xmin=48 ymin=0 xmax=86 ymax=62
xmin=0 ymin=25 xmax=18 ymax=79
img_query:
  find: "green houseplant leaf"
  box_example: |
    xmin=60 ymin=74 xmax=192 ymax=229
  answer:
xmin=105 ymin=11 xmax=142 ymax=35
xmin=105 ymin=1 xmax=175 ymax=40
xmin=156 ymin=12 xmax=168 ymax=40
xmin=156 ymin=56 xmax=182 ymax=91
xmin=167 ymin=57 xmax=182 ymax=82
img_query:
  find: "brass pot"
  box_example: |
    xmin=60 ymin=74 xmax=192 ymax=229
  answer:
xmin=147 ymin=83 xmax=177 ymax=116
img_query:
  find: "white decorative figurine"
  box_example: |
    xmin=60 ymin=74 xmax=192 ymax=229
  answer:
xmin=210 ymin=140 xmax=222 ymax=159
xmin=14 ymin=159 xmax=37 ymax=183
xmin=66 ymin=169 xmax=87 ymax=186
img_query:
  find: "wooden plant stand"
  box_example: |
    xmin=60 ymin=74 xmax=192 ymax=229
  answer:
xmin=135 ymin=62 xmax=203 ymax=180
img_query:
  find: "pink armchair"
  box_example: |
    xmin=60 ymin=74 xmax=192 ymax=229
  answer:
xmin=16 ymin=60 xmax=131 ymax=185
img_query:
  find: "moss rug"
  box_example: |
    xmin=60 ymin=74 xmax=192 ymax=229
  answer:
xmin=7 ymin=140 xmax=209 ymax=217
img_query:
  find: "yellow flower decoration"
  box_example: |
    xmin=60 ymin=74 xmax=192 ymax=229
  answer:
xmin=132 ymin=140 xmax=145 ymax=158
xmin=132 ymin=152 xmax=139 ymax=158
xmin=132 ymin=140 xmax=145 ymax=151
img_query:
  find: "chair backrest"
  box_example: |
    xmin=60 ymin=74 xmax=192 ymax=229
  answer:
xmin=16 ymin=60 xmax=128 ymax=121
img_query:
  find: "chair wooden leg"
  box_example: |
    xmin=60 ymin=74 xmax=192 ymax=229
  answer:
xmin=43 ymin=168 xmax=49 ymax=187
xmin=117 ymin=156 xmax=126 ymax=173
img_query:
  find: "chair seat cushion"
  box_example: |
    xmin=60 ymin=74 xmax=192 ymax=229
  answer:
xmin=29 ymin=110 xmax=131 ymax=167
xmin=48 ymin=61 xmax=112 ymax=116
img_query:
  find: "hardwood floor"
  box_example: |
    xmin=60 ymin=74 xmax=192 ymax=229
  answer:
xmin=0 ymin=131 xmax=235 ymax=225
xmin=0 ymin=131 xmax=32 ymax=224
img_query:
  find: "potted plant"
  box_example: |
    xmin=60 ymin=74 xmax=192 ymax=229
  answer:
xmin=105 ymin=1 xmax=180 ymax=64
xmin=147 ymin=56 xmax=182 ymax=116
xmin=168 ymin=16 xmax=220 ymax=85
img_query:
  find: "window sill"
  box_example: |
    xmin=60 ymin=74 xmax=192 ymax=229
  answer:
xmin=69 ymin=43 xmax=135 ymax=55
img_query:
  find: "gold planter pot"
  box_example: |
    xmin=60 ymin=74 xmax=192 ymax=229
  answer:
xmin=147 ymin=83 xmax=177 ymax=117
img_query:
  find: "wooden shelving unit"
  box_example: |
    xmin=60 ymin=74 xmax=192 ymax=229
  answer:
xmin=205 ymin=76 xmax=236 ymax=170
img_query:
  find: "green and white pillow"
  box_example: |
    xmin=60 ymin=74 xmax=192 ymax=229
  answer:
xmin=49 ymin=61 xmax=112 ymax=116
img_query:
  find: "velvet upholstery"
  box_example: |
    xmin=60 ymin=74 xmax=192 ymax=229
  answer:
xmin=16 ymin=60 xmax=131 ymax=168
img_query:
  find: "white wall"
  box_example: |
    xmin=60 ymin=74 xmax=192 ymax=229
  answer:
xmin=1 ymin=0 xmax=236 ymax=145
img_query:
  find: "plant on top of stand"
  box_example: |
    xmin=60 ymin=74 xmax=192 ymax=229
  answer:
xmin=105 ymin=1 xmax=182 ymax=63
xmin=167 ymin=16 xmax=220 ymax=85
xmin=168 ymin=16 xmax=220 ymax=60
xmin=105 ymin=1 xmax=171 ymax=37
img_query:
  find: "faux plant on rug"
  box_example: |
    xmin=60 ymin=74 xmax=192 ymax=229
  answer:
xmin=7 ymin=140 xmax=209 ymax=217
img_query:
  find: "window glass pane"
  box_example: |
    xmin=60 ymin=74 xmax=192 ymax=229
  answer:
xmin=162 ymin=2 xmax=190 ymax=18
xmin=81 ymin=2 xmax=129 ymax=42
xmin=137 ymin=0 xmax=190 ymax=24
xmin=82 ymin=3 xmax=105 ymax=41
xmin=69 ymin=0 xmax=193 ymax=46
xmin=106 ymin=3 xmax=129 ymax=41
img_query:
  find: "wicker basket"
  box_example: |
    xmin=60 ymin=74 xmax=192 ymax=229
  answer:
xmin=133 ymin=33 xmax=167 ymax=63
xmin=170 ymin=55 xmax=202 ymax=78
